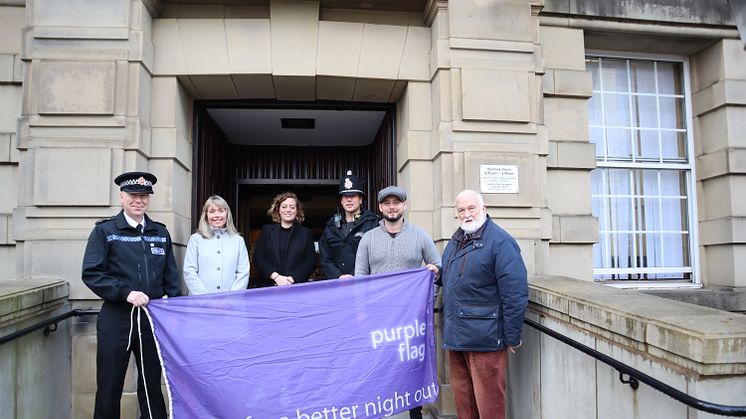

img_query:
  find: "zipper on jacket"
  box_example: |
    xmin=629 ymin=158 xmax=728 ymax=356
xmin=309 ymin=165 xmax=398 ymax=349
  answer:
xmin=445 ymin=243 xmax=472 ymax=278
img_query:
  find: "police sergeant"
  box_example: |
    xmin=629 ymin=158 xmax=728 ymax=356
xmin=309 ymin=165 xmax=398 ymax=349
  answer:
xmin=81 ymin=171 xmax=181 ymax=419
xmin=319 ymin=171 xmax=380 ymax=279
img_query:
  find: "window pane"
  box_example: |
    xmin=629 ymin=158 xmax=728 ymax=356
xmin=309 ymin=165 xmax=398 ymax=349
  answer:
xmin=591 ymin=169 xmax=604 ymax=196
xmin=630 ymin=60 xmax=656 ymax=94
xmin=636 ymin=197 xmax=661 ymax=232
xmin=590 ymin=127 xmax=605 ymax=158
xmin=606 ymin=128 xmax=632 ymax=160
xmin=659 ymin=171 xmax=686 ymax=196
xmin=639 ymin=170 xmax=659 ymax=195
xmin=659 ymin=96 xmax=685 ymax=129
xmin=638 ymin=233 xmax=662 ymax=268
xmin=660 ymin=131 xmax=687 ymax=161
xmin=635 ymin=129 xmax=660 ymax=161
xmin=611 ymin=233 xmax=633 ymax=268
xmin=588 ymin=95 xmax=603 ymax=125
xmin=661 ymin=198 xmax=688 ymax=231
xmin=657 ymin=61 xmax=683 ymax=95
xmin=607 ymin=169 xmax=631 ymax=196
xmin=587 ymin=57 xmax=600 ymax=90
xmin=609 ymin=197 xmax=633 ymax=231
xmin=603 ymin=94 xmax=631 ymax=126
xmin=662 ymin=233 xmax=689 ymax=267
xmin=601 ymin=58 xmax=629 ymax=92
xmin=632 ymin=95 xmax=658 ymax=129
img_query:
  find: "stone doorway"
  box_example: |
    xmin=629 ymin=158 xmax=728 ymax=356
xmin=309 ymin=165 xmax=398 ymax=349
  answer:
xmin=191 ymin=101 xmax=396 ymax=282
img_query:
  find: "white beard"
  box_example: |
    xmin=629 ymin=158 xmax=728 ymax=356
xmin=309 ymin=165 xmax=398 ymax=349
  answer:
xmin=460 ymin=214 xmax=487 ymax=234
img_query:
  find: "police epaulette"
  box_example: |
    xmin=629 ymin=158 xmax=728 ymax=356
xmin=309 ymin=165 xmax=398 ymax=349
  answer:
xmin=95 ymin=216 xmax=116 ymax=225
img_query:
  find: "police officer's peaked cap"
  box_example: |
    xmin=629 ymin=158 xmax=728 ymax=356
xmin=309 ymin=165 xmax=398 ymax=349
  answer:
xmin=115 ymin=171 xmax=157 ymax=194
xmin=338 ymin=170 xmax=365 ymax=196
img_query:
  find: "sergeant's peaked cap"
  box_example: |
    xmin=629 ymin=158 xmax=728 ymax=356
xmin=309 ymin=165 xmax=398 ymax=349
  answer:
xmin=114 ymin=172 xmax=157 ymax=194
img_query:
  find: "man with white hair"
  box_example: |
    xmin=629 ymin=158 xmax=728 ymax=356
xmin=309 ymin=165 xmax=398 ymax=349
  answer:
xmin=440 ymin=189 xmax=528 ymax=419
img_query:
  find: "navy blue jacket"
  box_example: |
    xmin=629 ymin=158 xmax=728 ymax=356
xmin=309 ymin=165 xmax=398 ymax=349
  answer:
xmin=82 ymin=211 xmax=181 ymax=302
xmin=318 ymin=209 xmax=379 ymax=278
xmin=441 ymin=217 xmax=528 ymax=351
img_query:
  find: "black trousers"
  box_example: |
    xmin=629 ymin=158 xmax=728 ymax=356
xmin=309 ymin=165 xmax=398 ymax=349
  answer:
xmin=94 ymin=302 xmax=167 ymax=419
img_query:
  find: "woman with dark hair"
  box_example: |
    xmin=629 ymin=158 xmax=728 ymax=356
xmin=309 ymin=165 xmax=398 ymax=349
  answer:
xmin=183 ymin=195 xmax=249 ymax=295
xmin=252 ymin=192 xmax=316 ymax=287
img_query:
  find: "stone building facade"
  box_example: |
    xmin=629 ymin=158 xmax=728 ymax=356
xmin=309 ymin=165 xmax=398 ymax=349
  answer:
xmin=0 ymin=0 xmax=744 ymax=418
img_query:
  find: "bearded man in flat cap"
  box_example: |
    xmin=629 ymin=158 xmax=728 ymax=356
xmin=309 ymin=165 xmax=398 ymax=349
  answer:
xmin=82 ymin=171 xmax=181 ymax=419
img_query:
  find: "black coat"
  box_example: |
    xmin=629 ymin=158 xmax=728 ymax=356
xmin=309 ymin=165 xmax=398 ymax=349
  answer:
xmin=252 ymin=223 xmax=316 ymax=287
xmin=318 ymin=209 xmax=379 ymax=278
xmin=82 ymin=211 xmax=181 ymax=301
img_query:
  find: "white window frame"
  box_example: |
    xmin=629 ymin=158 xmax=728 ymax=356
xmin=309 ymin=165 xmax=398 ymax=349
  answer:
xmin=586 ymin=50 xmax=701 ymax=288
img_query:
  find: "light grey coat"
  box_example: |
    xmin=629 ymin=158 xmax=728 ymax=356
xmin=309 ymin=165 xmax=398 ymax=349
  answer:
xmin=183 ymin=230 xmax=250 ymax=295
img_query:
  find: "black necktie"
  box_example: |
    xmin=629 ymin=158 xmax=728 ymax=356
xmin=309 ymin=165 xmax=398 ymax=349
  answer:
xmin=137 ymin=224 xmax=143 ymax=235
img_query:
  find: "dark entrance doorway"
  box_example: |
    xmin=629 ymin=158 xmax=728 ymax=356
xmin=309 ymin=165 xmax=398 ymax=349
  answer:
xmin=192 ymin=101 xmax=396 ymax=282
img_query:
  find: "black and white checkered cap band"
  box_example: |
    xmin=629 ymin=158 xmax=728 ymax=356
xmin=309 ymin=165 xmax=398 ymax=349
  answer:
xmin=120 ymin=178 xmax=153 ymax=187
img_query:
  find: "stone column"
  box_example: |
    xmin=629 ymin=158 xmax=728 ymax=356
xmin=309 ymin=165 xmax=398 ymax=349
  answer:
xmin=0 ymin=3 xmax=24 ymax=280
xmin=426 ymin=0 xmax=547 ymax=416
xmin=539 ymin=24 xmax=597 ymax=281
xmin=16 ymin=1 xmax=186 ymax=417
xmin=692 ymin=38 xmax=746 ymax=287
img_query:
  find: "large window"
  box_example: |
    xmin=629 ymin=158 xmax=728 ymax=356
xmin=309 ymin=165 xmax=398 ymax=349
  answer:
xmin=587 ymin=55 xmax=697 ymax=282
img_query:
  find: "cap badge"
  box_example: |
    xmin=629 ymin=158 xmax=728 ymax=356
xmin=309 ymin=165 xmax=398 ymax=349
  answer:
xmin=136 ymin=176 xmax=146 ymax=185
xmin=344 ymin=178 xmax=353 ymax=190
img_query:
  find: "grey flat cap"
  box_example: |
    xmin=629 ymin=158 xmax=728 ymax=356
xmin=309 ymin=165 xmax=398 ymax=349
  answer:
xmin=377 ymin=186 xmax=407 ymax=203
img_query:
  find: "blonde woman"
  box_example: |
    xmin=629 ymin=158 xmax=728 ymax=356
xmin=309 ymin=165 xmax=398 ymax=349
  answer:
xmin=184 ymin=195 xmax=249 ymax=295
xmin=253 ymin=192 xmax=316 ymax=287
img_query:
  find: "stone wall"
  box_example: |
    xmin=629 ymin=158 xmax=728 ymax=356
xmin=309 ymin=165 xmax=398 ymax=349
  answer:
xmin=0 ymin=279 xmax=71 ymax=419
xmin=506 ymin=276 xmax=746 ymax=419
xmin=0 ymin=4 xmax=23 ymax=280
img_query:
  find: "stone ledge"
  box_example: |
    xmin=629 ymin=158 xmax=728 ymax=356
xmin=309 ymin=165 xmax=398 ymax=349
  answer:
xmin=546 ymin=140 xmax=596 ymax=169
xmin=529 ymin=275 xmax=746 ymax=375
xmin=692 ymin=79 xmax=746 ymax=116
xmin=543 ymin=69 xmax=592 ymax=98
xmin=697 ymin=147 xmax=746 ymax=180
xmin=0 ymin=278 xmax=69 ymax=327
xmin=699 ymin=217 xmax=746 ymax=245
xmin=549 ymin=214 xmax=598 ymax=243
xmin=643 ymin=286 xmax=746 ymax=314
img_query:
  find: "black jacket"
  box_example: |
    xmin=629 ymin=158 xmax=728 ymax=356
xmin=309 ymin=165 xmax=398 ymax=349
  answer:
xmin=252 ymin=223 xmax=316 ymax=287
xmin=318 ymin=209 xmax=379 ymax=278
xmin=82 ymin=211 xmax=181 ymax=302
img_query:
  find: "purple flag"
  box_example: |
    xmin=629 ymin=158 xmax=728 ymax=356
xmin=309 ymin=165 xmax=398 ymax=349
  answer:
xmin=146 ymin=268 xmax=438 ymax=419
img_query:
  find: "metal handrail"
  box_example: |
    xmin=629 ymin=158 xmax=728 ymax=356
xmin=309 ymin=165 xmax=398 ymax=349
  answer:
xmin=524 ymin=318 xmax=746 ymax=417
xmin=0 ymin=308 xmax=99 ymax=346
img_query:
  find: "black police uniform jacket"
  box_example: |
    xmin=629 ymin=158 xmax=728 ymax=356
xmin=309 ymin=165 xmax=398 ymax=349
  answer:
xmin=82 ymin=211 xmax=181 ymax=301
xmin=319 ymin=208 xmax=379 ymax=278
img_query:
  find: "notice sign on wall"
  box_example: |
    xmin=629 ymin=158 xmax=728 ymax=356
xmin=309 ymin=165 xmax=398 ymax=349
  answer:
xmin=480 ymin=165 xmax=519 ymax=194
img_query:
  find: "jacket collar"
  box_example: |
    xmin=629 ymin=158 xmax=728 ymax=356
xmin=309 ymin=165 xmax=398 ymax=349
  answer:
xmin=327 ymin=208 xmax=377 ymax=236
xmin=115 ymin=210 xmax=155 ymax=232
